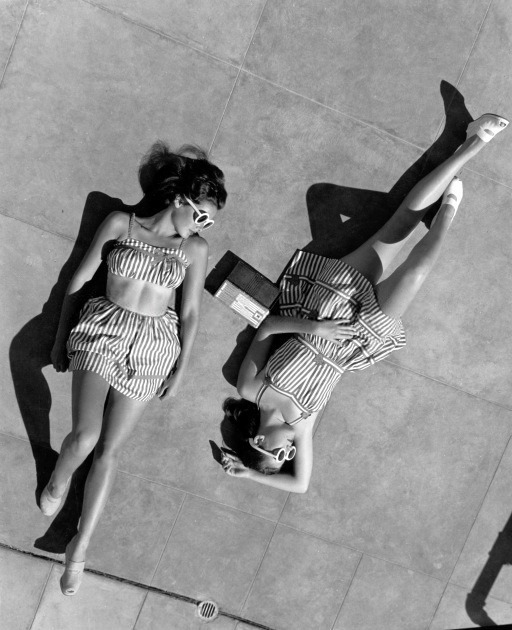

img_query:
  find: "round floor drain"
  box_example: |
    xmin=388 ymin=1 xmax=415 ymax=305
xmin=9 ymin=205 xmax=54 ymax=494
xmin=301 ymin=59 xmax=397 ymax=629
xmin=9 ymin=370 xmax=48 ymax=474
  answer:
xmin=197 ymin=600 xmax=219 ymax=623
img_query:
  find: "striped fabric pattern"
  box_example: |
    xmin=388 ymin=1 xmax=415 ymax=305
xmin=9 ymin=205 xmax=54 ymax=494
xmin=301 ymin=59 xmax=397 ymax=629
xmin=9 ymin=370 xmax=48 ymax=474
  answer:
xmin=107 ymin=237 xmax=189 ymax=289
xmin=68 ymin=297 xmax=181 ymax=401
xmin=264 ymin=250 xmax=406 ymax=420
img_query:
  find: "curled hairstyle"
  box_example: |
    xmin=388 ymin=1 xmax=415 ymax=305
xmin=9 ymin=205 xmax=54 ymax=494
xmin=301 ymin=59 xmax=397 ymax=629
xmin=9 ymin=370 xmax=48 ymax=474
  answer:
xmin=222 ymin=398 xmax=280 ymax=475
xmin=138 ymin=141 xmax=227 ymax=211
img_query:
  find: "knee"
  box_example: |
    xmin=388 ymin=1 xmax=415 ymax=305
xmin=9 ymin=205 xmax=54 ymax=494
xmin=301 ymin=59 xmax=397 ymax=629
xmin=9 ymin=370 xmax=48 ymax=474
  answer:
xmin=69 ymin=430 xmax=99 ymax=458
xmin=94 ymin=440 xmax=122 ymax=464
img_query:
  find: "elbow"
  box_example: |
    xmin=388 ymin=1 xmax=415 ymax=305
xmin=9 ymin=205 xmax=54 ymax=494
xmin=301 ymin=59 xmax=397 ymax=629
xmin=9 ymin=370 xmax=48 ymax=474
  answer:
xmin=293 ymin=479 xmax=310 ymax=494
xmin=236 ymin=381 xmax=250 ymax=400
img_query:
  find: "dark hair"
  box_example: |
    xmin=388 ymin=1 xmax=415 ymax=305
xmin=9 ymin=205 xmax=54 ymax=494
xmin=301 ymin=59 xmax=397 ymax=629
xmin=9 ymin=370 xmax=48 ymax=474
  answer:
xmin=221 ymin=397 xmax=280 ymax=475
xmin=138 ymin=141 xmax=227 ymax=211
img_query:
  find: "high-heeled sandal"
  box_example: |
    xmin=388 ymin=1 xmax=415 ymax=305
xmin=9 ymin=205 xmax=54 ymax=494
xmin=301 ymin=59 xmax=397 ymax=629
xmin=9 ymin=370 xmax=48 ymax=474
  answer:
xmin=60 ymin=542 xmax=85 ymax=596
xmin=467 ymin=114 xmax=509 ymax=142
xmin=39 ymin=476 xmax=70 ymax=517
xmin=431 ymin=177 xmax=463 ymax=228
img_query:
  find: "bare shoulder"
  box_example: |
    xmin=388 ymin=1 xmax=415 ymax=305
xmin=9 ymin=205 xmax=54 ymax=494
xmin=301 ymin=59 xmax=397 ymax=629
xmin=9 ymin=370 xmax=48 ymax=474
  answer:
xmin=293 ymin=413 xmax=317 ymax=438
xmin=183 ymin=234 xmax=209 ymax=265
xmin=104 ymin=211 xmax=130 ymax=237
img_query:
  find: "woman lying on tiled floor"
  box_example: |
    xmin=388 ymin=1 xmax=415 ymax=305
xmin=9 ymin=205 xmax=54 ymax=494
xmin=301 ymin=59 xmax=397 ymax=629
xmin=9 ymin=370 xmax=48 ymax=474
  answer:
xmin=40 ymin=142 xmax=227 ymax=596
xmin=220 ymin=113 xmax=508 ymax=493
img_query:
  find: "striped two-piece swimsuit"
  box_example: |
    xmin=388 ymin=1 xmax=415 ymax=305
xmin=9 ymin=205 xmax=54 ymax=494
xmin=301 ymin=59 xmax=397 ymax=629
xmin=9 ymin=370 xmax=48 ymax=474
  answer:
xmin=67 ymin=213 xmax=190 ymax=401
xmin=256 ymin=249 xmax=407 ymax=423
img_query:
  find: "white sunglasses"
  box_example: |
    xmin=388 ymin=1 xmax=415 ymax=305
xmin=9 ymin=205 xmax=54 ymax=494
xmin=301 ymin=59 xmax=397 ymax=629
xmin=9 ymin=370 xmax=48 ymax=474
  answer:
xmin=184 ymin=196 xmax=215 ymax=231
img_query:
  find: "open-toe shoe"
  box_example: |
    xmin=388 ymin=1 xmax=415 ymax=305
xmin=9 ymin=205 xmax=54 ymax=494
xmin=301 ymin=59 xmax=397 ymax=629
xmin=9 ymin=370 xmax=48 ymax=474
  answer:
xmin=467 ymin=114 xmax=509 ymax=142
xmin=60 ymin=542 xmax=85 ymax=596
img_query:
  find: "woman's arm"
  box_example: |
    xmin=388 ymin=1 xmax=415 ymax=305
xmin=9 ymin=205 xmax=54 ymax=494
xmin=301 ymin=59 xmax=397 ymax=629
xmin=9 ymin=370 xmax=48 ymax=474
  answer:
xmin=237 ymin=314 xmax=357 ymax=401
xmin=51 ymin=211 xmax=127 ymax=371
xmin=222 ymin=417 xmax=315 ymax=493
xmin=236 ymin=315 xmax=318 ymax=401
xmin=261 ymin=315 xmax=357 ymax=342
xmin=158 ymin=236 xmax=208 ymax=399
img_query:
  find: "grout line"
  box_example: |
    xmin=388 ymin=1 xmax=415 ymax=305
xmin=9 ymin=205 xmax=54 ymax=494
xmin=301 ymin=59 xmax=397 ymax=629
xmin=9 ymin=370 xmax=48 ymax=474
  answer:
xmin=452 ymin=0 xmax=494 ymax=96
xmin=146 ymin=492 xmax=187 ymax=587
xmin=329 ymin=553 xmax=364 ymax=630
xmin=116 ymin=468 xmax=284 ymax=526
xmin=80 ymin=0 xmax=240 ymax=72
xmin=0 ymin=209 xmax=75 ymax=242
xmin=207 ymin=0 xmax=269 ymax=157
xmin=239 ymin=67 xmax=429 ymax=152
xmin=28 ymin=557 xmax=53 ymax=630
xmin=131 ymin=590 xmax=150 ymax=630
xmin=0 ymin=542 xmax=276 ymax=630
xmin=439 ymin=432 xmax=512 ymax=596
xmin=0 ymin=0 xmax=30 ymax=90
xmin=382 ymin=357 xmax=512 ymax=413
xmin=430 ymin=0 xmax=494 ymax=145
xmin=238 ymin=518 xmax=280 ymax=616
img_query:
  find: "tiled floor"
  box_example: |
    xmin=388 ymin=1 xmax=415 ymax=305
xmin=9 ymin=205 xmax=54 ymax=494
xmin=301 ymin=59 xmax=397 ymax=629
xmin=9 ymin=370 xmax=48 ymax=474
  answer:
xmin=1 ymin=1 xmax=512 ymax=629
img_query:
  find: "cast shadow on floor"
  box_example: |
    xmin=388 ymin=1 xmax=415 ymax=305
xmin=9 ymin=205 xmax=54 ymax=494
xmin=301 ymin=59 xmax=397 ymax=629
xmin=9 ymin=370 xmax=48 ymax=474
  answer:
xmin=217 ymin=79 xmax=471 ymax=391
xmin=465 ymin=509 xmax=512 ymax=627
xmin=9 ymin=192 xmax=168 ymax=553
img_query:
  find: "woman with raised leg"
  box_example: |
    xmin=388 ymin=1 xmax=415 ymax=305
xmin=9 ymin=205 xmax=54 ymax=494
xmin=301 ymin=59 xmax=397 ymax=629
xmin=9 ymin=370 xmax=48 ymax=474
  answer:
xmin=40 ymin=142 xmax=227 ymax=595
xmin=220 ymin=114 xmax=508 ymax=493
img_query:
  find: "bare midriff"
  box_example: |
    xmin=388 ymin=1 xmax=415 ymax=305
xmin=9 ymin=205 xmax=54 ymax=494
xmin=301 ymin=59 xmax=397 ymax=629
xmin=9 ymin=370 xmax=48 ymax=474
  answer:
xmin=106 ymin=273 xmax=173 ymax=316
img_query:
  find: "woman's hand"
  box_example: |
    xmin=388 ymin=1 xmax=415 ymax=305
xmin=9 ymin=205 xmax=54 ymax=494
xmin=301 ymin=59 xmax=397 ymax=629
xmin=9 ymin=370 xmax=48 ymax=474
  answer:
xmin=157 ymin=369 xmax=184 ymax=400
xmin=51 ymin=340 xmax=69 ymax=373
xmin=220 ymin=450 xmax=250 ymax=478
xmin=313 ymin=318 xmax=357 ymax=343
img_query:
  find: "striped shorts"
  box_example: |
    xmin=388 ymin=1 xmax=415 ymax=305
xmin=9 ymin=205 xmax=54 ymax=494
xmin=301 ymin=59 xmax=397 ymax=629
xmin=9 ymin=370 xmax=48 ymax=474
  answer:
xmin=67 ymin=296 xmax=181 ymax=401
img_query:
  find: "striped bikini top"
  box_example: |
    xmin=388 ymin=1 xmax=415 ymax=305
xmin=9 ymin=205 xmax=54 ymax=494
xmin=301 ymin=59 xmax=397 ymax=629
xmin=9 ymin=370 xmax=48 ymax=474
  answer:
xmin=255 ymin=336 xmax=345 ymax=425
xmin=107 ymin=214 xmax=190 ymax=289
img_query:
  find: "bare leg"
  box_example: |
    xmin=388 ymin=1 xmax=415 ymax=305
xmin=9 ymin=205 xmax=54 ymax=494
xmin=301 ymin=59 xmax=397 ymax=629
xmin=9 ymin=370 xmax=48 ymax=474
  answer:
xmin=66 ymin=388 xmax=148 ymax=563
xmin=47 ymin=370 xmax=109 ymax=498
xmin=341 ymin=134 xmax=485 ymax=283
xmin=375 ymin=200 xmax=457 ymax=318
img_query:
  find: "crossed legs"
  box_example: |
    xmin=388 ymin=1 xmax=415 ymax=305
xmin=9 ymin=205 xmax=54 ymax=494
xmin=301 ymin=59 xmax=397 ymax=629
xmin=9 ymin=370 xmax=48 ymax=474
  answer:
xmin=340 ymin=134 xmax=487 ymax=318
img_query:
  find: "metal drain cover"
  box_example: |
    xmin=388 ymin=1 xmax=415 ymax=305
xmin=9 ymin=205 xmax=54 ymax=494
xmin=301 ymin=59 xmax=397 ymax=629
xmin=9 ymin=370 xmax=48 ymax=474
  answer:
xmin=197 ymin=600 xmax=219 ymax=623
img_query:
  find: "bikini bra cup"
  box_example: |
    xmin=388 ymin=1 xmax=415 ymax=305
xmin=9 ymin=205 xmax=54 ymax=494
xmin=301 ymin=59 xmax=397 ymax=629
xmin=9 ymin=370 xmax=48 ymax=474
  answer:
xmin=107 ymin=238 xmax=189 ymax=290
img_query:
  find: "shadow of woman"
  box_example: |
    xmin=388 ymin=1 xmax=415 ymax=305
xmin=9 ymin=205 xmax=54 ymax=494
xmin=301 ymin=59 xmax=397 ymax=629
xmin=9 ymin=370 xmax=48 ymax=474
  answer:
xmin=464 ymin=510 xmax=512 ymax=627
xmin=9 ymin=191 xmax=129 ymax=553
xmin=220 ymin=80 xmax=472 ymax=391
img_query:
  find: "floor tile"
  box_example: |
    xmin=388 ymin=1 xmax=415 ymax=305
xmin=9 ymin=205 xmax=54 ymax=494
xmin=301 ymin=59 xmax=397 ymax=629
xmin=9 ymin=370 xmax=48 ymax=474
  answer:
xmin=0 ymin=547 xmax=51 ymax=630
xmin=152 ymin=495 xmax=275 ymax=611
xmin=210 ymin=70 xmax=423 ymax=281
xmin=119 ymin=294 xmax=289 ymax=522
xmin=0 ymin=433 xmax=64 ymax=559
xmin=333 ymin=554 xmax=444 ymax=630
xmin=94 ymin=0 xmax=266 ymax=65
xmin=0 ymin=0 xmax=26 ymax=73
xmin=430 ymin=582 xmax=512 ymax=630
xmin=135 ymin=592 xmax=237 ymax=630
xmin=245 ymin=0 xmax=488 ymax=146
xmin=388 ymin=169 xmax=512 ymax=407
xmin=280 ymin=363 xmax=512 ymax=579
xmin=0 ymin=0 xmax=237 ymax=238
xmin=31 ymin=564 xmax=146 ymax=630
xmin=450 ymin=439 xmax=512 ymax=605
xmin=242 ymin=525 xmax=360 ymax=630
xmin=85 ymin=472 xmax=184 ymax=584
xmin=457 ymin=0 xmax=512 ymax=188
xmin=1 ymin=214 xmax=73 ymax=446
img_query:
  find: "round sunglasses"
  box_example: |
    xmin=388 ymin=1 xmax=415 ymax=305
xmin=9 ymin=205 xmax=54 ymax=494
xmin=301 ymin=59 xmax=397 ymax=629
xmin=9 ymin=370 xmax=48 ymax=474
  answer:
xmin=184 ymin=196 xmax=215 ymax=231
xmin=249 ymin=438 xmax=297 ymax=463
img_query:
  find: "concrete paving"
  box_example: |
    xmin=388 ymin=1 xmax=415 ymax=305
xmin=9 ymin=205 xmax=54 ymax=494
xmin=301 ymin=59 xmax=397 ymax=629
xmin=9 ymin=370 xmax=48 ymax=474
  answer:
xmin=1 ymin=1 xmax=512 ymax=629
